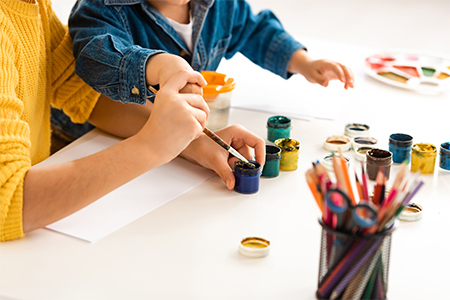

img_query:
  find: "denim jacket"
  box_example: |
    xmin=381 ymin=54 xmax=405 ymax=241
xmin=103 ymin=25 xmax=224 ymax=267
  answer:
xmin=69 ymin=0 xmax=305 ymax=105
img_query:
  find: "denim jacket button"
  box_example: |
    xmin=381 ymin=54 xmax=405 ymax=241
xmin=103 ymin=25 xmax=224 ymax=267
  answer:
xmin=131 ymin=86 xmax=140 ymax=96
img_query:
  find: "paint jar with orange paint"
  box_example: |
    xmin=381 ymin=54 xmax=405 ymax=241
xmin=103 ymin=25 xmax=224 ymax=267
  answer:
xmin=201 ymin=71 xmax=236 ymax=131
xmin=366 ymin=149 xmax=393 ymax=180
xmin=411 ymin=143 xmax=437 ymax=174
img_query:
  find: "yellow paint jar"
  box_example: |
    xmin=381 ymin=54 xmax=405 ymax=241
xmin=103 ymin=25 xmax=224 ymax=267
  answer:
xmin=411 ymin=143 xmax=437 ymax=174
xmin=275 ymin=138 xmax=300 ymax=171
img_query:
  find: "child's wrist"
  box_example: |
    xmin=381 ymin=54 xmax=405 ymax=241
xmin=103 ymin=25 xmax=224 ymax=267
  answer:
xmin=288 ymin=49 xmax=311 ymax=75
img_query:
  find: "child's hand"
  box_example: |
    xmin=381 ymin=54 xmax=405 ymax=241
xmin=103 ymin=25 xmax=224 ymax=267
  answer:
xmin=289 ymin=49 xmax=354 ymax=89
xmin=145 ymin=53 xmax=205 ymax=94
xmin=179 ymin=124 xmax=266 ymax=190
xmin=301 ymin=59 xmax=354 ymax=89
xmin=137 ymin=69 xmax=209 ymax=162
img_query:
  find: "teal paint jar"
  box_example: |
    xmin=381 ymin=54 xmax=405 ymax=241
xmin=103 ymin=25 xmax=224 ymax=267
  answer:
xmin=267 ymin=116 xmax=291 ymax=142
xmin=389 ymin=133 xmax=413 ymax=163
xmin=439 ymin=142 xmax=450 ymax=171
xmin=261 ymin=145 xmax=282 ymax=178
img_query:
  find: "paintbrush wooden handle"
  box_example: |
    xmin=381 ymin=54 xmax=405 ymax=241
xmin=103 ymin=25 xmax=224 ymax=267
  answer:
xmin=202 ymin=128 xmax=254 ymax=167
xmin=202 ymin=127 xmax=230 ymax=150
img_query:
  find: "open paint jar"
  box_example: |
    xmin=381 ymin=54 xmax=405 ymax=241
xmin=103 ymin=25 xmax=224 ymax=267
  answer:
xmin=351 ymin=136 xmax=378 ymax=151
xmin=344 ymin=123 xmax=370 ymax=138
xmin=323 ymin=135 xmax=351 ymax=152
xmin=389 ymin=133 xmax=413 ymax=163
xmin=275 ymin=138 xmax=300 ymax=171
xmin=261 ymin=145 xmax=282 ymax=178
xmin=233 ymin=160 xmax=261 ymax=194
xmin=354 ymin=146 xmax=375 ymax=162
xmin=411 ymin=143 xmax=437 ymax=174
xmin=201 ymin=71 xmax=235 ymax=131
xmin=321 ymin=153 xmax=350 ymax=172
xmin=366 ymin=149 xmax=393 ymax=180
xmin=267 ymin=116 xmax=292 ymax=142
xmin=439 ymin=142 xmax=450 ymax=171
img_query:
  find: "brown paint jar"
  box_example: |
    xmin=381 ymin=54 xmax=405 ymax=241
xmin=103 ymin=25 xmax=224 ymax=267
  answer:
xmin=366 ymin=148 xmax=393 ymax=180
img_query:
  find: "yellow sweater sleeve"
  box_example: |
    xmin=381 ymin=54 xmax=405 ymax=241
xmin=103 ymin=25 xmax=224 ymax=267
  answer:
xmin=0 ymin=13 xmax=30 ymax=241
xmin=46 ymin=2 xmax=100 ymax=124
xmin=1 ymin=1 xmax=100 ymax=241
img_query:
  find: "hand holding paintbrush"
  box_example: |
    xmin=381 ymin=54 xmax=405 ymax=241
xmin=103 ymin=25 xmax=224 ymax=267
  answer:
xmin=149 ymin=85 xmax=255 ymax=168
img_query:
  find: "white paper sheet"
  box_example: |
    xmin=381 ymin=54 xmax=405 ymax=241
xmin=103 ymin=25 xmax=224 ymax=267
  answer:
xmin=38 ymin=131 xmax=215 ymax=243
xmin=216 ymin=36 xmax=368 ymax=121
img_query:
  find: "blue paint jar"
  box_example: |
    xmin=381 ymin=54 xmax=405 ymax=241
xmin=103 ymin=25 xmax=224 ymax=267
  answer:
xmin=261 ymin=145 xmax=282 ymax=178
xmin=234 ymin=160 xmax=261 ymax=194
xmin=389 ymin=133 xmax=413 ymax=163
xmin=439 ymin=142 xmax=450 ymax=171
xmin=267 ymin=116 xmax=291 ymax=142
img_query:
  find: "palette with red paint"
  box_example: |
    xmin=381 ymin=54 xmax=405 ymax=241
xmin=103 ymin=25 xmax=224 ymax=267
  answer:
xmin=365 ymin=52 xmax=450 ymax=93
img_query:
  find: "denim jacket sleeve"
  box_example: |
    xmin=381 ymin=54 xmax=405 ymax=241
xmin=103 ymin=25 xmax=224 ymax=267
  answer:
xmin=224 ymin=0 xmax=306 ymax=79
xmin=69 ymin=1 xmax=164 ymax=104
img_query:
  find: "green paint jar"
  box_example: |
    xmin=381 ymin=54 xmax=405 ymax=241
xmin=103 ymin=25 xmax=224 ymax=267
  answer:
xmin=267 ymin=116 xmax=292 ymax=142
xmin=275 ymin=138 xmax=300 ymax=171
xmin=261 ymin=145 xmax=282 ymax=178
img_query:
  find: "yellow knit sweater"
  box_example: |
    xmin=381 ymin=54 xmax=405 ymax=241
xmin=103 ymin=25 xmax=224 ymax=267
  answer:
xmin=0 ymin=0 xmax=100 ymax=241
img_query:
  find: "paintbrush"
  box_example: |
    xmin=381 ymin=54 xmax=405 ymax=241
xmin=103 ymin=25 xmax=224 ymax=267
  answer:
xmin=202 ymin=127 xmax=255 ymax=168
xmin=149 ymin=85 xmax=255 ymax=168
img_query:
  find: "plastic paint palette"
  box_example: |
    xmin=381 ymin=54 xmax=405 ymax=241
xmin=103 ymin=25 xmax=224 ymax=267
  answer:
xmin=365 ymin=52 xmax=450 ymax=93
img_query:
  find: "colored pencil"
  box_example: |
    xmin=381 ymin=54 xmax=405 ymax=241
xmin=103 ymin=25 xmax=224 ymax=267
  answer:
xmin=329 ymin=238 xmax=383 ymax=300
xmin=341 ymin=249 xmax=381 ymax=300
xmin=306 ymin=170 xmax=325 ymax=215
xmin=361 ymin=162 xmax=370 ymax=201
xmin=372 ymin=168 xmax=384 ymax=206
xmin=318 ymin=239 xmax=368 ymax=297
xmin=354 ymin=171 xmax=364 ymax=202
xmin=338 ymin=149 xmax=356 ymax=205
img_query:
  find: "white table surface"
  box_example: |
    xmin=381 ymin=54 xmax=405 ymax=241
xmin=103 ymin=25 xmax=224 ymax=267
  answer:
xmin=1 ymin=1 xmax=449 ymax=299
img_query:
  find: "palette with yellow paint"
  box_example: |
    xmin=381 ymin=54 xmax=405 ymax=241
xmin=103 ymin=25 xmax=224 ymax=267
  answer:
xmin=365 ymin=52 xmax=450 ymax=92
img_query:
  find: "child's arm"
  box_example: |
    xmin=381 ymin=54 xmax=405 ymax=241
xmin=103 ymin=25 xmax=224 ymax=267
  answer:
xmin=288 ymin=49 xmax=354 ymax=89
xmin=22 ymin=70 xmax=209 ymax=234
xmin=217 ymin=1 xmax=353 ymax=88
xmin=69 ymin=1 xmax=184 ymax=106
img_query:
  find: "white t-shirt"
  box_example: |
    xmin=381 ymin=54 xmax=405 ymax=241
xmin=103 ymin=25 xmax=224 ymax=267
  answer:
xmin=167 ymin=14 xmax=193 ymax=53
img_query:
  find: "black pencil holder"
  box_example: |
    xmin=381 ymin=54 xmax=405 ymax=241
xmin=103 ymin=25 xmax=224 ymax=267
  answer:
xmin=316 ymin=220 xmax=397 ymax=300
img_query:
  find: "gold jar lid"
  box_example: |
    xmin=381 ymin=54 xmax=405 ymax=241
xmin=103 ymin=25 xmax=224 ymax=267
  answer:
xmin=399 ymin=203 xmax=423 ymax=222
xmin=239 ymin=237 xmax=271 ymax=258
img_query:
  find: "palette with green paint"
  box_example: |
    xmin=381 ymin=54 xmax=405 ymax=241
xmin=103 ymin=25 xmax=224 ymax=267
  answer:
xmin=365 ymin=52 xmax=450 ymax=92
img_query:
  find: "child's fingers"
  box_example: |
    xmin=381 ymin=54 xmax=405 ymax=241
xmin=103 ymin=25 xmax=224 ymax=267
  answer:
xmin=213 ymin=162 xmax=236 ymax=190
xmin=180 ymin=83 xmax=203 ymax=95
xmin=161 ymin=69 xmax=206 ymax=93
xmin=183 ymin=93 xmax=210 ymax=120
xmin=188 ymin=105 xmax=208 ymax=129
xmin=323 ymin=62 xmax=346 ymax=82
xmin=228 ymin=124 xmax=266 ymax=166
xmin=339 ymin=63 xmax=355 ymax=89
